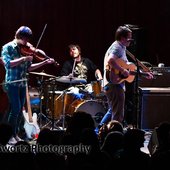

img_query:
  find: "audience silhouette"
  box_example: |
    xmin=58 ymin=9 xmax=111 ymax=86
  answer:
xmin=1 ymin=112 xmax=170 ymax=170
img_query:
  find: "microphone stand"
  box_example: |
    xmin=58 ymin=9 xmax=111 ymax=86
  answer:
xmin=133 ymin=55 xmax=140 ymax=129
xmin=126 ymin=49 xmax=150 ymax=129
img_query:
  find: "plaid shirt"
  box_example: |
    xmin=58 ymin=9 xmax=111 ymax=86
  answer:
xmin=1 ymin=39 xmax=31 ymax=87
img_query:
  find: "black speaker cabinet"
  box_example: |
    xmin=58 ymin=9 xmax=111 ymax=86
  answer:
xmin=139 ymin=87 xmax=170 ymax=130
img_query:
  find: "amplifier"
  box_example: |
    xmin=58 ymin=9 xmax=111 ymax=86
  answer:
xmin=139 ymin=87 xmax=170 ymax=93
xmin=138 ymin=67 xmax=170 ymax=87
xmin=150 ymin=67 xmax=170 ymax=73
xmin=139 ymin=87 xmax=170 ymax=130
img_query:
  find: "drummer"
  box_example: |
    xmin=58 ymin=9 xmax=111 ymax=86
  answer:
xmin=60 ymin=44 xmax=103 ymax=98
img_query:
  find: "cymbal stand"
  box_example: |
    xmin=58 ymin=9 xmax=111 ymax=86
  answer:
xmin=38 ymin=90 xmax=51 ymax=129
xmin=54 ymin=58 xmax=76 ymax=129
xmin=37 ymin=76 xmax=54 ymax=129
xmin=37 ymin=76 xmax=47 ymax=128
xmin=54 ymin=88 xmax=71 ymax=130
xmin=57 ymin=90 xmax=66 ymax=130
xmin=51 ymin=81 xmax=57 ymax=130
xmin=39 ymin=78 xmax=66 ymax=130
xmin=54 ymin=60 xmax=77 ymax=129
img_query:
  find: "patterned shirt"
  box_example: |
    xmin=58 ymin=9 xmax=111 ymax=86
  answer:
xmin=1 ymin=39 xmax=31 ymax=87
xmin=60 ymin=57 xmax=98 ymax=83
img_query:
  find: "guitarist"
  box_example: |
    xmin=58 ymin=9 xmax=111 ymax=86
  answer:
xmin=1 ymin=26 xmax=55 ymax=144
xmin=96 ymin=26 xmax=153 ymax=133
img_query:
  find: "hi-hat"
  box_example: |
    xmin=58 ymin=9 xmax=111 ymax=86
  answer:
xmin=29 ymin=72 xmax=56 ymax=78
xmin=56 ymin=76 xmax=87 ymax=84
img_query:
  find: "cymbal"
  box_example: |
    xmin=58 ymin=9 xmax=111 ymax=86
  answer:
xmin=56 ymin=76 xmax=87 ymax=84
xmin=29 ymin=72 xmax=56 ymax=78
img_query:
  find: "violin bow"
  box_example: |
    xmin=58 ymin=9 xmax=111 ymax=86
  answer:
xmin=35 ymin=23 xmax=47 ymax=49
xmin=34 ymin=24 xmax=59 ymax=66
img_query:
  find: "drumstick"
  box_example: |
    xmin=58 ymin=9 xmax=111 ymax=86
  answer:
xmin=71 ymin=59 xmax=76 ymax=78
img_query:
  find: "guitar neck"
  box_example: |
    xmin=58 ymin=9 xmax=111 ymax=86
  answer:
xmin=126 ymin=50 xmax=150 ymax=72
xmin=129 ymin=70 xmax=149 ymax=77
xmin=129 ymin=71 xmax=137 ymax=75
xmin=26 ymin=85 xmax=33 ymax=122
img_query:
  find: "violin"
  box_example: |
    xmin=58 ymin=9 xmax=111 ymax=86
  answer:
xmin=20 ymin=44 xmax=59 ymax=66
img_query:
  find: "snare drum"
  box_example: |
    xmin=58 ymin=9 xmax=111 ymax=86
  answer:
xmin=46 ymin=91 xmax=75 ymax=119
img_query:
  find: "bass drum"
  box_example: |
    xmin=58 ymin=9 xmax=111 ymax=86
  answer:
xmin=68 ymin=100 xmax=106 ymax=126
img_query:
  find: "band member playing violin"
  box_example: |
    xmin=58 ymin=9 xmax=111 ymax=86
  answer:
xmin=1 ymin=26 xmax=55 ymax=144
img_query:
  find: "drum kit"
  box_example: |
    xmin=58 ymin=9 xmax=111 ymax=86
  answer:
xmin=29 ymin=71 xmax=108 ymax=129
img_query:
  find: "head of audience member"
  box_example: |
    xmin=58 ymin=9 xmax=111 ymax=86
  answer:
xmin=98 ymin=120 xmax=124 ymax=145
xmin=156 ymin=121 xmax=170 ymax=148
xmin=107 ymin=120 xmax=124 ymax=133
xmin=66 ymin=111 xmax=95 ymax=144
xmin=37 ymin=127 xmax=56 ymax=145
xmin=123 ymin=128 xmax=145 ymax=151
xmin=101 ymin=131 xmax=124 ymax=155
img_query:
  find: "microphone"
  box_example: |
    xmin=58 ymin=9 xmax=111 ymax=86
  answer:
xmin=127 ymin=38 xmax=134 ymax=42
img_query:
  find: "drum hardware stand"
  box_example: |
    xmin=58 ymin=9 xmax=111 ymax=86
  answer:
xmin=54 ymin=87 xmax=72 ymax=130
xmin=50 ymin=80 xmax=66 ymax=130
xmin=47 ymin=80 xmax=57 ymax=130
xmin=54 ymin=58 xmax=76 ymax=129
xmin=38 ymin=77 xmax=70 ymax=130
xmin=36 ymin=76 xmax=56 ymax=130
xmin=54 ymin=59 xmax=85 ymax=130
xmin=59 ymin=59 xmax=77 ymax=129
xmin=36 ymin=75 xmax=50 ymax=129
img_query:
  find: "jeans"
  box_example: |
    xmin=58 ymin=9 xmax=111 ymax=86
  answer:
xmin=7 ymin=84 xmax=26 ymax=136
xmin=99 ymin=83 xmax=125 ymax=126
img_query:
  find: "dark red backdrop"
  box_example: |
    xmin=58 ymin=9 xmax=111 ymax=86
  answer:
xmin=1 ymin=0 xmax=170 ymax=117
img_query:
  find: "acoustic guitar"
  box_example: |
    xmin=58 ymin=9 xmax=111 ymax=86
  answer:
xmin=107 ymin=58 xmax=152 ymax=84
xmin=23 ymin=85 xmax=40 ymax=140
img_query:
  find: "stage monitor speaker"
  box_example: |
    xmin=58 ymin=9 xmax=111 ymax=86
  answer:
xmin=139 ymin=87 xmax=170 ymax=130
